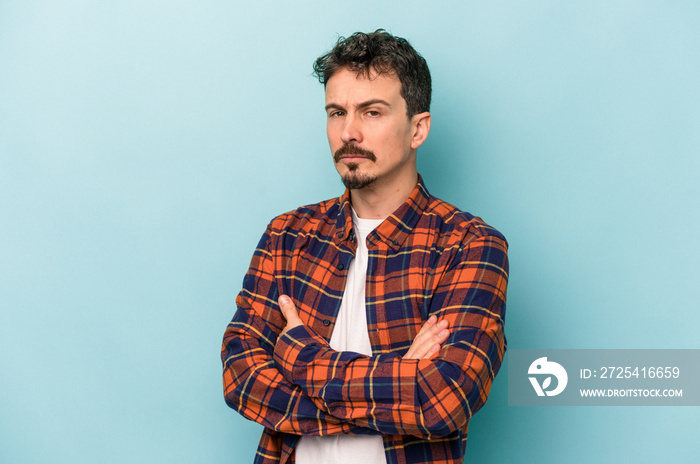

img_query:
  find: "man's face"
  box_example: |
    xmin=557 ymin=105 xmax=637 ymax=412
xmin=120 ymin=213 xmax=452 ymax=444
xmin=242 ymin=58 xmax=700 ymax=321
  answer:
xmin=325 ymin=68 xmax=420 ymax=190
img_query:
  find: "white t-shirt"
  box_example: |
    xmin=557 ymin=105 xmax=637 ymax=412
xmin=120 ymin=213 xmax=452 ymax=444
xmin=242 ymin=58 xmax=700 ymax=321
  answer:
xmin=295 ymin=210 xmax=387 ymax=464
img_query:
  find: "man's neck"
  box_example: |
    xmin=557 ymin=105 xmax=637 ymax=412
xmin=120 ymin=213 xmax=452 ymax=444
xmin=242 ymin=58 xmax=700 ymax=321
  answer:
xmin=349 ymin=172 xmax=418 ymax=220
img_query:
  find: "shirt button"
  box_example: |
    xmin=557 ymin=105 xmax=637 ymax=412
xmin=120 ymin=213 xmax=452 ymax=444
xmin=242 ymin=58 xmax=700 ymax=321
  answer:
xmin=323 ymin=319 xmax=331 ymax=326
xmin=337 ymin=231 xmax=343 ymax=238
xmin=392 ymin=239 xmax=398 ymax=245
xmin=338 ymin=263 xmax=345 ymax=270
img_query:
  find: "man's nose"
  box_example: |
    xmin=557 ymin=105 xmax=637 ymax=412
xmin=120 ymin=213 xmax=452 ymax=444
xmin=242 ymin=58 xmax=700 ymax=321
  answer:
xmin=341 ymin=114 xmax=362 ymax=144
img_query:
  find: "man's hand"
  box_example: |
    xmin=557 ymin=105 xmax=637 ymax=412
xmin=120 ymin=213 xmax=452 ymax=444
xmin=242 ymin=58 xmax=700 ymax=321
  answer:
xmin=404 ymin=316 xmax=450 ymax=360
xmin=277 ymin=294 xmax=448 ymax=359
xmin=278 ymin=295 xmax=303 ymax=337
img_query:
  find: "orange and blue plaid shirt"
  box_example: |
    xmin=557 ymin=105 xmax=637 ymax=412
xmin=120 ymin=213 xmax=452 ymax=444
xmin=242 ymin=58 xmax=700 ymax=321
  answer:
xmin=222 ymin=176 xmax=508 ymax=464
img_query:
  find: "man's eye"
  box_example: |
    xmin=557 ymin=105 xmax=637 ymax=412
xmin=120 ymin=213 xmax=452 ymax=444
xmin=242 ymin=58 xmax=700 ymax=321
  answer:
xmin=366 ymin=110 xmax=380 ymax=117
xmin=329 ymin=111 xmax=345 ymax=118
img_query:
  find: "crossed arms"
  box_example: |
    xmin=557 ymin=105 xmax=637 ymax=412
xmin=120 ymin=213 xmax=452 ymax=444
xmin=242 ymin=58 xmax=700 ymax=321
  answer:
xmin=221 ymin=220 xmax=508 ymax=438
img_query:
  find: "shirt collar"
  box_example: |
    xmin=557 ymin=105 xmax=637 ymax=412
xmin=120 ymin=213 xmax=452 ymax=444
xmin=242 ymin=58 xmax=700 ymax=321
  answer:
xmin=333 ymin=174 xmax=431 ymax=252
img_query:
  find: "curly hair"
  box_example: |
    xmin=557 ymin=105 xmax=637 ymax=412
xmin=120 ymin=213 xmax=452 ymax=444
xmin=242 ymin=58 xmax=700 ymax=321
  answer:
xmin=313 ymin=29 xmax=431 ymax=118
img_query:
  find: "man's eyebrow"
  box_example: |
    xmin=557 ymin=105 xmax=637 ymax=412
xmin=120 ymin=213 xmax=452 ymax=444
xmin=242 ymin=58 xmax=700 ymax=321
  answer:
xmin=325 ymin=99 xmax=392 ymax=112
xmin=325 ymin=103 xmax=345 ymax=112
xmin=356 ymin=99 xmax=391 ymax=109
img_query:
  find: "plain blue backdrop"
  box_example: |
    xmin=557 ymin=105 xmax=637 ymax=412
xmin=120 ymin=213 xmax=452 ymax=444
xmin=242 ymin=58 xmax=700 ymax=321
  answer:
xmin=1 ymin=1 xmax=698 ymax=463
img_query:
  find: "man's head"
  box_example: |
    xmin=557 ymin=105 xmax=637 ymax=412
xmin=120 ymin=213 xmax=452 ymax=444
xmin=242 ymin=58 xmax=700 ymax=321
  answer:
xmin=315 ymin=30 xmax=432 ymax=193
xmin=313 ymin=29 xmax=431 ymax=118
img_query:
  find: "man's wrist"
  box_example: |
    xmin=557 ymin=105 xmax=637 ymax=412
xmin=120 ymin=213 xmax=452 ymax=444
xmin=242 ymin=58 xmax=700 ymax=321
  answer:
xmin=273 ymin=324 xmax=327 ymax=383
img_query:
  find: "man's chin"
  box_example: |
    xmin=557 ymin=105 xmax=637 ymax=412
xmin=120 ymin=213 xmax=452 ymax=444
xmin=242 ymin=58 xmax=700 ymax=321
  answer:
xmin=341 ymin=173 xmax=377 ymax=190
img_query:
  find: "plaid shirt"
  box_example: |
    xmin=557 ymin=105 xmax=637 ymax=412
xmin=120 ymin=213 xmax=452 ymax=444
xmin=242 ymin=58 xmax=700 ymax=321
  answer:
xmin=222 ymin=176 xmax=508 ymax=464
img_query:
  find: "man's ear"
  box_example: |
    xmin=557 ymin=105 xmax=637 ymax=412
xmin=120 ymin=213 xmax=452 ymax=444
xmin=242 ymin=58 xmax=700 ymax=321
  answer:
xmin=410 ymin=112 xmax=431 ymax=149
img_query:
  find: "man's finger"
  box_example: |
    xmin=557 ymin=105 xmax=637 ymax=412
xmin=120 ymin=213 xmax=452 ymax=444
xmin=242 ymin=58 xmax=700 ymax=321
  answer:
xmin=404 ymin=318 xmax=450 ymax=359
xmin=278 ymin=294 xmax=303 ymax=336
xmin=278 ymin=295 xmax=298 ymax=321
xmin=415 ymin=315 xmax=437 ymax=336
xmin=424 ymin=344 xmax=440 ymax=359
xmin=414 ymin=318 xmax=449 ymax=345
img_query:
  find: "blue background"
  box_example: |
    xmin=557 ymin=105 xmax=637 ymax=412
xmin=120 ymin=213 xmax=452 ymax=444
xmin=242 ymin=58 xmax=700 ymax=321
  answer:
xmin=1 ymin=1 xmax=698 ymax=462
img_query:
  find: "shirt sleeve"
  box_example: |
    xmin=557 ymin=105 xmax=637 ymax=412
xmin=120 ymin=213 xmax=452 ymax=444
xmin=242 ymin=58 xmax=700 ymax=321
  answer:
xmin=221 ymin=223 xmax=375 ymax=436
xmin=272 ymin=234 xmax=508 ymax=439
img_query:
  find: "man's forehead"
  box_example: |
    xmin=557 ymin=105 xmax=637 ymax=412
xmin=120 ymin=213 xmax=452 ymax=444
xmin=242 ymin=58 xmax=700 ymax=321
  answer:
xmin=324 ymin=68 xmax=402 ymax=103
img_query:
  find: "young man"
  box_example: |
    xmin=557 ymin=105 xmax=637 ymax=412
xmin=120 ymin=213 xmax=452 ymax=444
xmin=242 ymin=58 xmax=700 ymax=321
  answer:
xmin=222 ymin=30 xmax=509 ymax=464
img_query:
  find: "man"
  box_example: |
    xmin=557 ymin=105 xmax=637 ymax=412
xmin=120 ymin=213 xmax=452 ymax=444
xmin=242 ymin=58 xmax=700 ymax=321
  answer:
xmin=222 ymin=30 xmax=508 ymax=464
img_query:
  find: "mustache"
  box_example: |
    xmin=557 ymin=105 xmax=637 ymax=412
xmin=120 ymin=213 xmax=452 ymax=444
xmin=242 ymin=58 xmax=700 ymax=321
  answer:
xmin=333 ymin=144 xmax=376 ymax=163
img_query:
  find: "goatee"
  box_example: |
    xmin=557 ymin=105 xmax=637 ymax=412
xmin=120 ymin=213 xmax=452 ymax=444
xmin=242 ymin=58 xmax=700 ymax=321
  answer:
xmin=341 ymin=169 xmax=377 ymax=189
xmin=334 ymin=143 xmax=378 ymax=189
